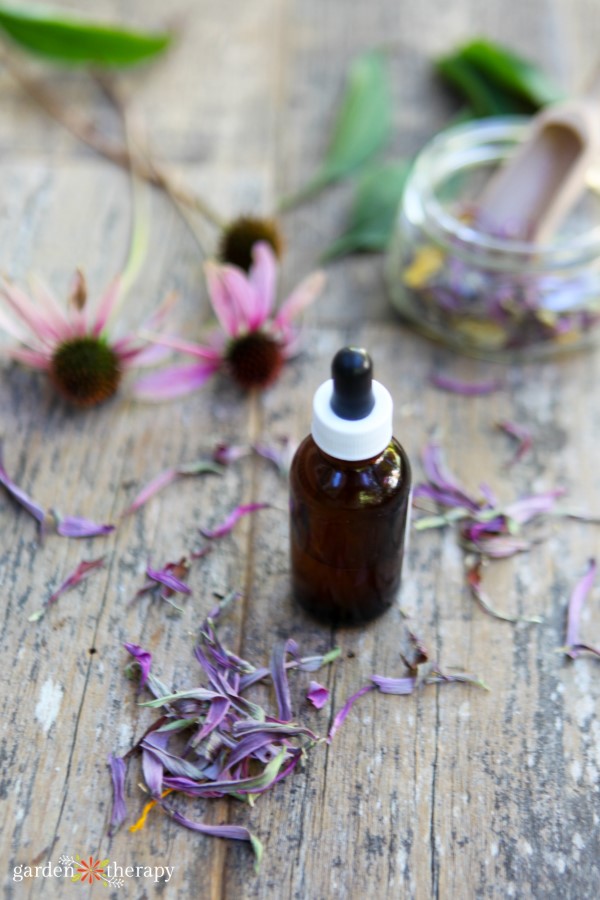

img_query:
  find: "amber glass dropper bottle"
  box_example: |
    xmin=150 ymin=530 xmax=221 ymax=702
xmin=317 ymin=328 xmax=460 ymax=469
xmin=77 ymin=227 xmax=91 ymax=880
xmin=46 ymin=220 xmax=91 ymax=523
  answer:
xmin=289 ymin=347 xmax=412 ymax=625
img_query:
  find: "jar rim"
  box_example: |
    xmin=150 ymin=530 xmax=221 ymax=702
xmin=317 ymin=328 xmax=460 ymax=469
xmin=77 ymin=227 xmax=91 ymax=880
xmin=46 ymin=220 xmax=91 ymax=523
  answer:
xmin=408 ymin=116 xmax=600 ymax=269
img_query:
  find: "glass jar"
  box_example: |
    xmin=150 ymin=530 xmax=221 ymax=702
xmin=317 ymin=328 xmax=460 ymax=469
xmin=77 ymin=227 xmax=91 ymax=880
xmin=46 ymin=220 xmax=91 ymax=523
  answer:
xmin=386 ymin=117 xmax=600 ymax=359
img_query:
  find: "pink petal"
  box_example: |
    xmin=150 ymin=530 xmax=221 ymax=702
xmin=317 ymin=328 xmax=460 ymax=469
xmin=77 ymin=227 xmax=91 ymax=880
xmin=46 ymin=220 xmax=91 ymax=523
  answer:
xmin=91 ymin=277 xmax=121 ymax=336
xmin=247 ymin=242 xmax=277 ymax=328
xmin=132 ymin=362 xmax=219 ymax=400
xmin=273 ymin=270 xmax=325 ymax=331
xmin=29 ymin=276 xmax=72 ymax=333
xmin=121 ymin=467 xmax=178 ymax=517
xmin=566 ymin=559 xmax=597 ymax=658
xmin=46 ymin=557 xmax=105 ymax=607
xmin=0 ymin=304 xmax=35 ymax=344
xmin=0 ymin=279 xmax=62 ymax=345
xmin=327 ymin=684 xmax=374 ymax=743
xmin=200 ymin=502 xmax=271 ymax=539
xmin=307 ymin=680 xmax=329 ymax=709
xmin=140 ymin=333 xmax=222 ymax=362
xmin=205 ymin=262 xmax=258 ymax=337
xmin=116 ymin=341 xmax=171 ymax=368
xmin=5 ymin=347 xmax=50 ymax=369
xmin=497 ymin=420 xmax=533 ymax=467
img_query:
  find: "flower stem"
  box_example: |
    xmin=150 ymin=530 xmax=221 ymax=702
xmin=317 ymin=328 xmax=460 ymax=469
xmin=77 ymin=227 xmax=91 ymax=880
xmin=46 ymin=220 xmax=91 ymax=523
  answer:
xmin=91 ymin=71 xmax=219 ymax=259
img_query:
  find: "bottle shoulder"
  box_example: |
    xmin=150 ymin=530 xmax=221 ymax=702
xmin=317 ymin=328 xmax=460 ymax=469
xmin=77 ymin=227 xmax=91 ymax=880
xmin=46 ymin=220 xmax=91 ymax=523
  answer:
xmin=290 ymin=435 xmax=411 ymax=507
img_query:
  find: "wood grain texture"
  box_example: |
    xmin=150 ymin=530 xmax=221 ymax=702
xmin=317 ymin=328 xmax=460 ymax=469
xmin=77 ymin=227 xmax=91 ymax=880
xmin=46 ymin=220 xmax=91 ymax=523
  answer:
xmin=1 ymin=1 xmax=600 ymax=899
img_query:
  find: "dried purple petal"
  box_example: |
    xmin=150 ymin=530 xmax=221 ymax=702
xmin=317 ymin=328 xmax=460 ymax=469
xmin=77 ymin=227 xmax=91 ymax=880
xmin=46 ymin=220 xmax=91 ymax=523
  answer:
xmin=370 ymin=675 xmax=415 ymax=695
xmin=252 ymin=437 xmax=297 ymax=477
xmin=327 ymin=684 xmax=374 ymax=743
xmin=212 ymin=442 xmax=251 ymax=466
xmin=497 ymin=420 xmax=533 ymax=467
xmin=420 ymin=443 xmax=481 ymax=512
xmin=239 ymin=647 xmax=340 ymax=691
xmin=270 ymin=638 xmax=299 ymax=722
xmin=29 ymin=556 xmax=105 ymax=621
xmin=0 ymin=440 xmax=46 ymax=531
xmin=190 ymin=696 xmax=230 ymax=745
xmin=565 ymin=559 xmax=597 ymax=659
xmin=146 ymin=562 xmax=192 ymax=596
xmin=122 ymin=467 xmax=178 ymax=517
xmin=54 ymin=514 xmax=115 ymax=538
xmin=232 ymin=721 xmax=319 ymax=741
xmin=307 ymin=680 xmax=329 ymax=709
xmin=200 ymin=502 xmax=271 ymax=539
xmin=141 ymin=755 xmax=163 ymax=800
xmin=161 ymin=804 xmax=263 ymax=871
xmin=430 ymin=373 xmax=504 ymax=395
xmin=107 ymin=754 xmax=128 ymax=837
xmin=505 ymin=489 xmax=566 ymax=525
xmin=124 ymin=642 xmax=153 ymax=687
xmin=466 ymin=562 xmax=542 ymax=624
xmin=122 ymin=460 xmax=222 ymax=517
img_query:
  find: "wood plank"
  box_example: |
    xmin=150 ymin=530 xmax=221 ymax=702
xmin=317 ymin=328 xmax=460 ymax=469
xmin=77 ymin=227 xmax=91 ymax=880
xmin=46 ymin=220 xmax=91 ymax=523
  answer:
xmin=1 ymin=0 xmax=600 ymax=897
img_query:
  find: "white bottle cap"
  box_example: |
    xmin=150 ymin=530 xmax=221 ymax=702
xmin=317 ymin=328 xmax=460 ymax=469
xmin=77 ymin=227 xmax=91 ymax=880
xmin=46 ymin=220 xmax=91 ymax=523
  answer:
xmin=311 ymin=348 xmax=393 ymax=461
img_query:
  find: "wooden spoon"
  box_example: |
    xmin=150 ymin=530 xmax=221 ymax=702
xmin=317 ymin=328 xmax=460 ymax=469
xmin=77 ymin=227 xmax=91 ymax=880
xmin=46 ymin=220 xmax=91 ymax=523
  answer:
xmin=476 ymin=76 xmax=600 ymax=243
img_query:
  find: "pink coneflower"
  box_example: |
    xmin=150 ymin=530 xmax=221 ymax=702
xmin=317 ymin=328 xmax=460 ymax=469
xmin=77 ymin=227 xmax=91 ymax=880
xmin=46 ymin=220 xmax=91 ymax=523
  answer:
xmin=133 ymin=242 xmax=325 ymax=399
xmin=0 ymin=269 xmax=172 ymax=407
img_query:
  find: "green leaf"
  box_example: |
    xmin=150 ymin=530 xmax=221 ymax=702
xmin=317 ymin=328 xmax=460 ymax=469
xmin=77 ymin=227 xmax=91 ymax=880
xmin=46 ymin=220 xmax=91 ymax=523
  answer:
xmin=436 ymin=39 xmax=563 ymax=118
xmin=0 ymin=4 xmax=171 ymax=66
xmin=280 ymin=49 xmax=391 ymax=209
xmin=458 ymin=39 xmax=563 ymax=108
xmin=436 ymin=55 xmax=533 ymax=117
xmin=321 ymin=161 xmax=410 ymax=261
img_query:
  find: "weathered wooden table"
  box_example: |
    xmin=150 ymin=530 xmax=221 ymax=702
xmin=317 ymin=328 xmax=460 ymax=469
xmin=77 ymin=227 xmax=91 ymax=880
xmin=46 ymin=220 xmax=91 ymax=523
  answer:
xmin=2 ymin=1 xmax=600 ymax=898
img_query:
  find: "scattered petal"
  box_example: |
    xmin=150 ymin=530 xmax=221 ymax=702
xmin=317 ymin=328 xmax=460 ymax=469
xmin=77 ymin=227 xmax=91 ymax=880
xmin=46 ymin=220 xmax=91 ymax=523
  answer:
xmin=212 ymin=443 xmax=251 ymax=466
xmin=496 ymin=420 xmax=533 ymax=467
xmin=270 ymin=638 xmax=299 ymax=722
xmin=565 ymin=559 xmax=597 ymax=659
xmin=107 ymin=754 xmax=128 ymax=836
xmin=370 ymin=675 xmax=415 ymax=695
xmin=430 ymin=373 xmax=504 ymax=395
xmin=328 ymin=685 xmax=374 ymax=743
xmin=0 ymin=440 xmax=47 ymax=532
xmin=146 ymin=561 xmax=192 ymax=595
xmin=200 ymin=502 xmax=271 ymax=539
xmin=54 ymin=514 xmax=115 ymax=538
xmin=306 ymin=680 xmax=329 ymax=709
xmin=466 ymin=561 xmax=542 ymax=624
xmin=162 ymin=805 xmax=263 ymax=872
xmin=505 ymin=489 xmax=566 ymax=525
xmin=122 ymin=467 xmax=178 ymax=517
xmin=252 ymin=437 xmax=297 ymax=477
xmin=30 ymin=557 xmax=105 ymax=620
xmin=124 ymin=642 xmax=153 ymax=687
xmin=122 ymin=460 xmax=222 ymax=517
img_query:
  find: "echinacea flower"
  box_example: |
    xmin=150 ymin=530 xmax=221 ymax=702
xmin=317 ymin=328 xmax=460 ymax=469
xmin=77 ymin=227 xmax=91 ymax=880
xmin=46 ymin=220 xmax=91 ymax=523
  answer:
xmin=133 ymin=242 xmax=325 ymax=399
xmin=0 ymin=269 xmax=173 ymax=407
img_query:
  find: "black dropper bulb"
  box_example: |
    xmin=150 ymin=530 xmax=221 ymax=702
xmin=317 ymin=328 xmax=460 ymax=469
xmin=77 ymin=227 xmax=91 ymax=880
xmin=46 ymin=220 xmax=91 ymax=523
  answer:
xmin=330 ymin=347 xmax=375 ymax=420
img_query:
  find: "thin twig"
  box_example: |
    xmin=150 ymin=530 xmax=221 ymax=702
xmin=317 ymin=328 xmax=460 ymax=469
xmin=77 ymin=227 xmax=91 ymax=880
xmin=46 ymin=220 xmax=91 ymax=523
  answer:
xmin=0 ymin=49 xmax=225 ymax=229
